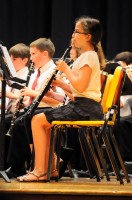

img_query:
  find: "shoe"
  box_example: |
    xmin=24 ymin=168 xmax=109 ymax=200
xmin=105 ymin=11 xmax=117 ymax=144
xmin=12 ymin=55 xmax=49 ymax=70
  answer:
xmin=108 ymin=171 xmax=115 ymax=176
xmin=5 ymin=166 xmax=26 ymax=178
xmin=59 ymin=146 xmax=74 ymax=178
xmin=17 ymin=170 xmax=58 ymax=182
xmin=119 ymin=161 xmax=132 ymax=177
xmin=50 ymin=170 xmax=58 ymax=181
xmin=59 ymin=158 xmax=64 ymax=169
xmin=17 ymin=171 xmax=47 ymax=182
xmin=63 ymin=169 xmax=79 ymax=178
xmin=54 ymin=154 xmax=64 ymax=169
xmin=120 ymin=169 xmax=132 ymax=178
xmin=124 ymin=161 xmax=132 ymax=174
xmin=63 ymin=169 xmax=90 ymax=178
xmin=60 ymin=146 xmax=74 ymax=162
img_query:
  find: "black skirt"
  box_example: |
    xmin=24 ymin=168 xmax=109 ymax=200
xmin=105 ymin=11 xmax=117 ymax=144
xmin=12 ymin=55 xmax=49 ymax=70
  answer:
xmin=43 ymin=97 xmax=103 ymax=123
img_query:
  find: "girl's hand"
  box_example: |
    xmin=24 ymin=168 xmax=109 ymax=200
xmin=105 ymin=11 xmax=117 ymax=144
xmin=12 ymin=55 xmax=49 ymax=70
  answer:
xmin=52 ymin=77 xmax=65 ymax=88
xmin=55 ymin=60 xmax=68 ymax=73
xmin=45 ymin=89 xmax=54 ymax=98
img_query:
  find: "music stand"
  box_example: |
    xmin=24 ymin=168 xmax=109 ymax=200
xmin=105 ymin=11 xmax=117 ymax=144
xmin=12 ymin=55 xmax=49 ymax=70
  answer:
xmin=0 ymin=44 xmax=26 ymax=182
xmin=0 ymin=73 xmax=11 ymax=182
xmin=0 ymin=44 xmax=26 ymax=89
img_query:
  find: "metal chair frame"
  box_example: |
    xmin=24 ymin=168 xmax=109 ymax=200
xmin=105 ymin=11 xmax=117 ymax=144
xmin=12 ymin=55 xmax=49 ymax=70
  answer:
xmin=47 ymin=67 xmax=129 ymax=184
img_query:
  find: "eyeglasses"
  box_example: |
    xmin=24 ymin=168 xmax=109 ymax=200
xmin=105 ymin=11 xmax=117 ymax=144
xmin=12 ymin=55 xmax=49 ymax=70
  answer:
xmin=73 ymin=30 xmax=87 ymax=35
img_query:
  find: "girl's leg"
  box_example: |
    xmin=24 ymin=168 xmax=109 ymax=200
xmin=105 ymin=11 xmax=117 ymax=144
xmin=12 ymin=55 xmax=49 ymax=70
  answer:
xmin=33 ymin=114 xmax=57 ymax=175
xmin=32 ymin=113 xmax=51 ymax=174
xmin=17 ymin=113 xmax=51 ymax=181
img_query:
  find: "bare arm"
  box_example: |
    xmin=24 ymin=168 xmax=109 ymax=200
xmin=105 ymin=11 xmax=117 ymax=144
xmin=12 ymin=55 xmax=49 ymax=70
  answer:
xmin=52 ymin=78 xmax=72 ymax=93
xmin=56 ymin=60 xmax=92 ymax=93
xmin=6 ymin=91 xmax=19 ymax=99
xmin=63 ymin=89 xmax=74 ymax=101
xmin=46 ymin=89 xmax=74 ymax=102
xmin=20 ymin=87 xmax=60 ymax=105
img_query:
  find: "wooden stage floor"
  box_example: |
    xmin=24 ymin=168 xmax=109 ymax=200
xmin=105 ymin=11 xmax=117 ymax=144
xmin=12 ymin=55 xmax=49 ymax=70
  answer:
xmin=0 ymin=175 xmax=132 ymax=200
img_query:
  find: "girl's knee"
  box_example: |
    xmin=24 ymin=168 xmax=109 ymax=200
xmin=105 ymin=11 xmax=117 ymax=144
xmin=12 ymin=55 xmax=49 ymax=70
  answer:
xmin=32 ymin=113 xmax=45 ymax=125
xmin=32 ymin=113 xmax=51 ymax=128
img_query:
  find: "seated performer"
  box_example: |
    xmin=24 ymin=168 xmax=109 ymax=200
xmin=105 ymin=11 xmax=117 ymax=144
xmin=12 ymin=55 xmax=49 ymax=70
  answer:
xmin=105 ymin=51 xmax=132 ymax=117
xmin=103 ymin=51 xmax=132 ymax=173
xmin=116 ymin=64 xmax=132 ymax=176
xmin=5 ymin=38 xmax=65 ymax=178
xmin=0 ymin=43 xmax=30 ymax=165
xmin=0 ymin=69 xmax=3 ymax=113
xmin=0 ymin=43 xmax=30 ymax=114
xmin=114 ymin=51 xmax=132 ymax=117
xmin=17 ymin=15 xmax=104 ymax=182
xmin=7 ymin=41 xmax=84 ymax=179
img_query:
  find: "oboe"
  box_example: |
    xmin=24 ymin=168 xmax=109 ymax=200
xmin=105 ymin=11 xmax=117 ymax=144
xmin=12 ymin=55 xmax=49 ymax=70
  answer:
xmin=6 ymin=61 xmax=34 ymax=136
xmin=21 ymin=46 xmax=71 ymax=119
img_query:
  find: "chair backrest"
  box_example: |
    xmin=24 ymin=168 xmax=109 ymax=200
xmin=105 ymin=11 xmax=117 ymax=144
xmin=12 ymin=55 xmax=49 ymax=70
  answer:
xmin=101 ymin=74 xmax=113 ymax=113
xmin=106 ymin=66 xmax=126 ymax=109
xmin=100 ymin=71 xmax=108 ymax=95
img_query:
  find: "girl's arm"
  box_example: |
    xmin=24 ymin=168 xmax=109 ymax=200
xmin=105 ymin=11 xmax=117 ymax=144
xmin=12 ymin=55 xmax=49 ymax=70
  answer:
xmin=56 ymin=60 xmax=92 ymax=92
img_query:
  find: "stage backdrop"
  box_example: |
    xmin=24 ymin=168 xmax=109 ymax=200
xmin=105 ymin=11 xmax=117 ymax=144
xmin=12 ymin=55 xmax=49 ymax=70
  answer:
xmin=0 ymin=0 xmax=131 ymax=60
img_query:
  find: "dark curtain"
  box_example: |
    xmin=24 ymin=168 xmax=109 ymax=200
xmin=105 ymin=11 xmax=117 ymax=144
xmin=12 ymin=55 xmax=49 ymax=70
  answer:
xmin=0 ymin=0 xmax=132 ymax=60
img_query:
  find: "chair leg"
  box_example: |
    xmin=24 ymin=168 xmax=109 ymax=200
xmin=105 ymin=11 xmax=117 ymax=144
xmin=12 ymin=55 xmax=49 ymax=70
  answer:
xmin=85 ymin=128 xmax=103 ymax=180
xmin=60 ymin=126 xmax=81 ymax=178
xmin=78 ymin=128 xmax=101 ymax=181
xmin=101 ymin=126 xmax=124 ymax=184
xmin=29 ymin=145 xmax=35 ymax=171
xmin=91 ymin=127 xmax=110 ymax=181
xmin=61 ymin=127 xmax=73 ymax=176
xmin=78 ymin=129 xmax=94 ymax=178
xmin=56 ymin=126 xmax=63 ymax=175
xmin=109 ymin=127 xmax=130 ymax=183
xmin=47 ymin=125 xmax=56 ymax=182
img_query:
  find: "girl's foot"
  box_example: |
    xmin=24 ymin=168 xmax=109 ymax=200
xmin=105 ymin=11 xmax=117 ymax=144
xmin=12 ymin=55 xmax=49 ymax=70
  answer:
xmin=16 ymin=171 xmax=47 ymax=182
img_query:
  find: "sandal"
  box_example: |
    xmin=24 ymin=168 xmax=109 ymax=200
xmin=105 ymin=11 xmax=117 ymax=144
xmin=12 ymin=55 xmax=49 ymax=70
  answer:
xmin=16 ymin=171 xmax=47 ymax=182
xmin=47 ymin=170 xmax=59 ymax=181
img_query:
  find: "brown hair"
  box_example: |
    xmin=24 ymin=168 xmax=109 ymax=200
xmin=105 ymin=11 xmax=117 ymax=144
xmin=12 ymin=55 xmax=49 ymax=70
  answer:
xmin=9 ymin=43 xmax=30 ymax=60
xmin=75 ymin=16 xmax=106 ymax=69
xmin=30 ymin=38 xmax=55 ymax=58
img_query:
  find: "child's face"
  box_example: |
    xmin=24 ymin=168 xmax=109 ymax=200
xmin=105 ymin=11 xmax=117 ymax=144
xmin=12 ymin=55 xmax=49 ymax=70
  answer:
xmin=10 ymin=55 xmax=26 ymax=71
xmin=30 ymin=46 xmax=49 ymax=69
xmin=72 ymin=22 xmax=88 ymax=49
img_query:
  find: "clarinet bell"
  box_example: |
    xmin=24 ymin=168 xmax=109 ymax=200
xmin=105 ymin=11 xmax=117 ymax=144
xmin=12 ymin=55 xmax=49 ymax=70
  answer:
xmin=5 ymin=130 xmax=11 ymax=137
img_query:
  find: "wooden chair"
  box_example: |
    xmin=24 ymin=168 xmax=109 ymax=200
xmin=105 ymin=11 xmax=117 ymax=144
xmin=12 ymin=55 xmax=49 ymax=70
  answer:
xmin=47 ymin=66 xmax=129 ymax=184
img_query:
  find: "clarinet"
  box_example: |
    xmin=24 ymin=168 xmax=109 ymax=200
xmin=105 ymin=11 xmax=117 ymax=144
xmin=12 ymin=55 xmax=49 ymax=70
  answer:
xmin=6 ymin=61 xmax=34 ymax=136
xmin=21 ymin=46 xmax=71 ymax=119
